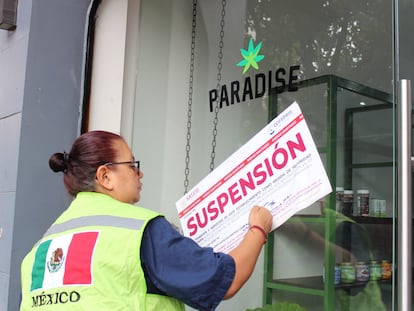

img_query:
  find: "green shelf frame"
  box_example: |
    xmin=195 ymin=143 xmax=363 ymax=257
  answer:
xmin=344 ymin=103 xmax=393 ymax=188
xmin=264 ymin=74 xmax=393 ymax=310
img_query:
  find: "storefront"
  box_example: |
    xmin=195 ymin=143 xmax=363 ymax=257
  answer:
xmin=2 ymin=0 xmax=413 ymax=310
xmin=84 ymin=0 xmax=413 ymax=309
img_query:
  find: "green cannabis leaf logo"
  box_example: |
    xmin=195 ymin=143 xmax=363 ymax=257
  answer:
xmin=237 ymin=38 xmax=264 ymax=74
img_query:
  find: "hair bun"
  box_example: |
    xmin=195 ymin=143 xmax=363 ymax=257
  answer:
xmin=49 ymin=152 xmax=69 ymax=173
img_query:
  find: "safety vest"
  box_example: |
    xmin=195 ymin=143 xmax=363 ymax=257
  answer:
xmin=20 ymin=192 xmax=185 ymax=311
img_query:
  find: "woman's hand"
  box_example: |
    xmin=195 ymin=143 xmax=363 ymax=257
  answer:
xmin=249 ymin=205 xmax=272 ymax=234
xmin=225 ymin=205 xmax=273 ymax=299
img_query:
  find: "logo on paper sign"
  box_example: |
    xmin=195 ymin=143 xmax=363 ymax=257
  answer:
xmin=237 ymin=38 xmax=264 ymax=74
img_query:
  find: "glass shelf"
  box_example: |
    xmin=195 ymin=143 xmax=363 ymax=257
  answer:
xmin=269 ymin=275 xmax=392 ymax=291
xmin=264 ymin=74 xmax=394 ymax=309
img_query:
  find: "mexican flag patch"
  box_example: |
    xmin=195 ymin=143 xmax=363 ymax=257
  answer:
xmin=30 ymin=231 xmax=99 ymax=291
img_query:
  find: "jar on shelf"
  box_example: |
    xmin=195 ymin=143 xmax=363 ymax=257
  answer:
xmin=357 ymin=189 xmax=370 ymax=216
xmin=336 ymin=187 xmax=344 ymax=213
xmin=372 ymin=199 xmax=387 ymax=217
xmin=323 ymin=264 xmax=341 ymax=285
xmin=355 ymin=261 xmax=369 ymax=282
xmin=369 ymin=261 xmax=382 ymax=281
xmin=340 ymin=262 xmax=355 ymax=284
xmin=371 ymin=199 xmax=379 ymax=216
xmin=378 ymin=199 xmax=387 ymax=217
xmin=342 ymin=190 xmax=354 ymax=216
xmin=381 ymin=260 xmax=392 ymax=280
xmin=335 ymin=264 xmax=341 ymax=285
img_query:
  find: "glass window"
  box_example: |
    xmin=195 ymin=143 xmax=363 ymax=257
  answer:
xmin=131 ymin=1 xmax=394 ymax=309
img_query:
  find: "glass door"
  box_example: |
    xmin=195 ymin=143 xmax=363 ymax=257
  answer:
xmin=86 ymin=0 xmax=414 ymax=309
xmin=264 ymin=75 xmax=394 ymax=310
xmin=129 ymin=0 xmax=401 ymax=309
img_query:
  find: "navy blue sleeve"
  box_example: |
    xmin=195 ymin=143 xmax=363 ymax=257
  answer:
xmin=140 ymin=216 xmax=235 ymax=311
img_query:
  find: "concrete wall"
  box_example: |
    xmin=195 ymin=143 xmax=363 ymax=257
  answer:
xmin=0 ymin=1 xmax=91 ymax=310
xmin=0 ymin=1 xmax=31 ymax=309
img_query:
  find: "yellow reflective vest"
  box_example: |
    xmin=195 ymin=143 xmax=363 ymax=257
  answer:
xmin=20 ymin=192 xmax=185 ymax=311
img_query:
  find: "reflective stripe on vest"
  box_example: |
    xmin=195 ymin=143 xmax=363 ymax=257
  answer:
xmin=43 ymin=215 xmax=145 ymax=237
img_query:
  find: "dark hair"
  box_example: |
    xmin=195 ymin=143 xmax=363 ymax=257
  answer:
xmin=49 ymin=130 xmax=124 ymax=196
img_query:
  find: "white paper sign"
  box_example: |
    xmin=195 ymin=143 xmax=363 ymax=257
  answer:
xmin=176 ymin=102 xmax=332 ymax=253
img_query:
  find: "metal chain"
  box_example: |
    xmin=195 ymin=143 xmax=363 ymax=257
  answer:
xmin=209 ymin=0 xmax=226 ymax=172
xmin=183 ymin=0 xmax=198 ymax=194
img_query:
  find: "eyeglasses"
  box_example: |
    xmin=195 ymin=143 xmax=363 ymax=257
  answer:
xmin=104 ymin=160 xmax=140 ymax=174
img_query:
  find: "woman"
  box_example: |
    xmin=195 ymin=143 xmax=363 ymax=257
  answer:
xmin=20 ymin=130 xmax=272 ymax=311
